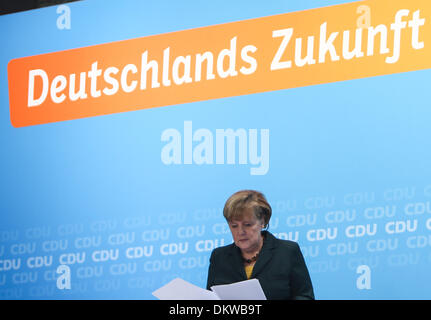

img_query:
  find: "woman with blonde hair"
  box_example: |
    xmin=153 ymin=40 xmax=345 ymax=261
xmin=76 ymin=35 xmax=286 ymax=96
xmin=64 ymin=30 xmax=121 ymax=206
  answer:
xmin=206 ymin=190 xmax=314 ymax=300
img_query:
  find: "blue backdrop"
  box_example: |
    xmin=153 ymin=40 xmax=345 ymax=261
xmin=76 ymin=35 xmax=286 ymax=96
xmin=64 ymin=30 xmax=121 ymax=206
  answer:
xmin=1 ymin=0 xmax=430 ymax=299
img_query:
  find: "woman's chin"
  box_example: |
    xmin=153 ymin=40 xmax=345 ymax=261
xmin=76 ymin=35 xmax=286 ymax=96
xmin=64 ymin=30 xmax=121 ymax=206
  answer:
xmin=236 ymin=240 xmax=249 ymax=249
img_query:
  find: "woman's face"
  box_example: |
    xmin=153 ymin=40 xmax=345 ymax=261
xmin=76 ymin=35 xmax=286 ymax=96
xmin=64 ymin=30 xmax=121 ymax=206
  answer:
xmin=228 ymin=209 xmax=264 ymax=254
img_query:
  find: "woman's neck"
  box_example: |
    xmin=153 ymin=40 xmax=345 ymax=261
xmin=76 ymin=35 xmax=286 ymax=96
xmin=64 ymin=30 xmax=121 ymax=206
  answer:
xmin=241 ymin=236 xmax=264 ymax=260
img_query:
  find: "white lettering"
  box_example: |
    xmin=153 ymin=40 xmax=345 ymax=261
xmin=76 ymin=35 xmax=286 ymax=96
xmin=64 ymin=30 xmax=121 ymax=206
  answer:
xmin=271 ymin=28 xmax=293 ymax=70
xmin=28 ymin=69 xmax=49 ymax=107
xmin=161 ymin=121 xmax=270 ymax=175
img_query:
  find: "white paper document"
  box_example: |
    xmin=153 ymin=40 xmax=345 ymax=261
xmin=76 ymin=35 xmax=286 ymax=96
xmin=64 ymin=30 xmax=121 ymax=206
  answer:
xmin=152 ymin=278 xmax=220 ymax=300
xmin=152 ymin=278 xmax=267 ymax=300
xmin=210 ymin=278 xmax=267 ymax=300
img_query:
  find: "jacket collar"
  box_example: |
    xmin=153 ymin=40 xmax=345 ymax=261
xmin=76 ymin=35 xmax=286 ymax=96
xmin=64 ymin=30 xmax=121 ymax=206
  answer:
xmin=251 ymin=231 xmax=278 ymax=277
xmin=228 ymin=231 xmax=278 ymax=279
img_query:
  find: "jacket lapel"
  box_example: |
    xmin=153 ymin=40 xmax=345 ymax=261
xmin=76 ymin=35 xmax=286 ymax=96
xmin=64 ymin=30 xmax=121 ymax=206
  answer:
xmin=251 ymin=231 xmax=277 ymax=278
xmin=228 ymin=243 xmax=248 ymax=280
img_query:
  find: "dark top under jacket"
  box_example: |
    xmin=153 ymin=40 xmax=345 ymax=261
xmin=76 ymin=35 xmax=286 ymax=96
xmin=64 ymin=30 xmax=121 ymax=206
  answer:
xmin=206 ymin=231 xmax=315 ymax=300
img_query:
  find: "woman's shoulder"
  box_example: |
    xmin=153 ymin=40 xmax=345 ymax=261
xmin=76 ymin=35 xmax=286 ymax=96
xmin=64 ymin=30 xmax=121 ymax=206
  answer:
xmin=210 ymin=241 xmax=236 ymax=258
xmin=276 ymin=239 xmax=301 ymax=254
xmin=276 ymin=237 xmax=300 ymax=248
xmin=266 ymin=232 xmax=301 ymax=251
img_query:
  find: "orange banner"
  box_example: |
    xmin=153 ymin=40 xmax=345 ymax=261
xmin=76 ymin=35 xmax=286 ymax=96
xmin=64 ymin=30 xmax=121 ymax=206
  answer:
xmin=8 ymin=0 xmax=431 ymax=127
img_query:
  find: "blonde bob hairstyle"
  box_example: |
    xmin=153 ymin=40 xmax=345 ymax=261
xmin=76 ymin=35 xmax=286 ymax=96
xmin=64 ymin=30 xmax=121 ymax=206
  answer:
xmin=223 ymin=190 xmax=272 ymax=229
